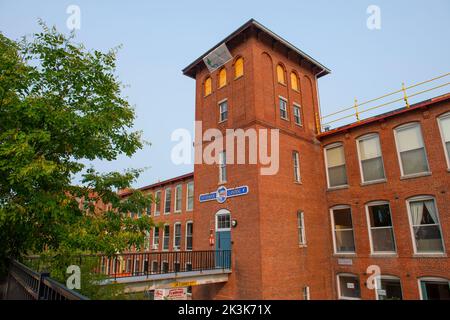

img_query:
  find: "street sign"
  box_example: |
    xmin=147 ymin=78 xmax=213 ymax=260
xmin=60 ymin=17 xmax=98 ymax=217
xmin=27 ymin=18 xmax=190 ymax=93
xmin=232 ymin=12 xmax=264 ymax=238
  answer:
xmin=154 ymin=287 xmax=187 ymax=300
xmin=199 ymin=185 xmax=249 ymax=203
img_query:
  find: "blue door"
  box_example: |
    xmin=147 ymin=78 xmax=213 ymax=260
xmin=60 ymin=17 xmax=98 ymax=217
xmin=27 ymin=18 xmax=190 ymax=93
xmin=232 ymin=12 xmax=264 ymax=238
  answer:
xmin=215 ymin=231 xmax=231 ymax=268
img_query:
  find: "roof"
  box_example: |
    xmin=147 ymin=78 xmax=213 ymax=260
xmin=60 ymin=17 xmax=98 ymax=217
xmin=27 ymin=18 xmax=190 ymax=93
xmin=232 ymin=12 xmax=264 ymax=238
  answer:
xmin=318 ymin=93 xmax=450 ymax=139
xmin=182 ymin=18 xmax=330 ymax=79
xmin=119 ymin=172 xmax=194 ymax=197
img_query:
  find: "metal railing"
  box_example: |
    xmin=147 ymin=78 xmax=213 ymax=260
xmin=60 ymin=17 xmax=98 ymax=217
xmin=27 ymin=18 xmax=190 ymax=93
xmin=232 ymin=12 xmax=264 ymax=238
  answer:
xmin=4 ymin=260 xmax=88 ymax=300
xmin=318 ymin=72 xmax=450 ymax=131
xmin=95 ymin=250 xmax=232 ymax=280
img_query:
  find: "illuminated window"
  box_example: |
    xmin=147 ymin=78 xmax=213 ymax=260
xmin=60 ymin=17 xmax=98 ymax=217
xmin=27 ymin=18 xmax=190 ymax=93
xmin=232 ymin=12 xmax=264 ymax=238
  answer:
xmin=235 ymin=57 xmax=244 ymax=78
xmin=277 ymin=64 xmax=286 ymax=84
xmin=291 ymin=72 xmax=299 ymax=91
xmin=204 ymin=77 xmax=212 ymax=96
xmin=219 ymin=68 xmax=227 ymax=88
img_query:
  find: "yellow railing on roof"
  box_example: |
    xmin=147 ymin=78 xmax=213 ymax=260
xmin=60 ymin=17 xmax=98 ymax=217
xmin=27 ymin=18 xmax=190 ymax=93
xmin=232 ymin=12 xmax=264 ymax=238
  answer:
xmin=317 ymin=72 xmax=450 ymax=133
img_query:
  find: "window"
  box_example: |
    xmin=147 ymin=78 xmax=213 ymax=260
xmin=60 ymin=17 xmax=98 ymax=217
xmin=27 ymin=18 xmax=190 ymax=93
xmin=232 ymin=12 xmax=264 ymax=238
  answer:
xmin=276 ymin=64 xmax=286 ymax=84
xmin=219 ymin=99 xmax=228 ymax=122
xmin=174 ymin=223 xmax=181 ymax=250
xmin=174 ymin=184 xmax=182 ymax=212
xmin=151 ymin=261 xmax=158 ymax=274
xmin=216 ymin=212 xmax=231 ymax=230
xmin=302 ymin=286 xmax=310 ymax=300
xmin=204 ymin=77 xmax=212 ymax=96
xmin=144 ymin=230 xmax=150 ymax=250
xmin=331 ymin=206 xmax=355 ymax=253
xmin=154 ymin=190 xmax=161 ymax=216
xmin=419 ymin=278 xmax=450 ymax=300
xmin=337 ymin=274 xmax=361 ymax=299
xmin=163 ymin=225 xmax=170 ymax=251
xmin=438 ymin=113 xmax=450 ymax=168
xmin=235 ymin=57 xmax=244 ymax=78
xmin=394 ymin=123 xmax=429 ymax=176
xmin=186 ymin=221 xmax=193 ymax=251
xmin=357 ymin=134 xmax=385 ymax=182
xmin=407 ymin=197 xmax=444 ymax=253
xmin=290 ymin=72 xmax=299 ymax=91
xmin=186 ymin=181 xmax=194 ymax=211
xmin=325 ymin=143 xmax=348 ymax=188
xmin=366 ymin=202 xmax=396 ymax=253
xmin=293 ymin=104 xmax=302 ymax=126
xmin=376 ymin=276 xmax=403 ymax=300
xmin=219 ymin=151 xmax=227 ymax=183
xmin=219 ymin=68 xmax=227 ymax=88
xmin=152 ymin=227 xmax=159 ymax=249
xmin=279 ymin=97 xmax=288 ymax=119
xmin=164 ymin=188 xmax=171 ymax=214
xmin=146 ymin=194 xmax=152 ymax=216
xmin=297 ymin=211 xmax=306 ymax=246
xmin=162 ymin=261 xmax=169 ymax=273
xmin=293 ymin=151 xmax=301 ymax=182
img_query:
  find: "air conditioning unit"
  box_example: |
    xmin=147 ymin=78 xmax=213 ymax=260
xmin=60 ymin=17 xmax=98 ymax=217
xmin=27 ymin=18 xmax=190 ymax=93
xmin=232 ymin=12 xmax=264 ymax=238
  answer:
xmin=151 ymin=244 xmax=158 ymax=250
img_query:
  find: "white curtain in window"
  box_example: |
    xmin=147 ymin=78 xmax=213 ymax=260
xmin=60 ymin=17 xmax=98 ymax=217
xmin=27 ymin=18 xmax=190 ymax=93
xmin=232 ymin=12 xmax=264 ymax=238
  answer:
xmin=327 ymin=146 xmax=345 ymax=167
xmin=440 ymin=116 xmax=450 ymax=142
xmin=424 ymin=200 xmax=438 ymax=224
xmin=397 ymin=125 xmax=423 ymax=152
xmin=410 ymin=201 xmax=424 ymax=226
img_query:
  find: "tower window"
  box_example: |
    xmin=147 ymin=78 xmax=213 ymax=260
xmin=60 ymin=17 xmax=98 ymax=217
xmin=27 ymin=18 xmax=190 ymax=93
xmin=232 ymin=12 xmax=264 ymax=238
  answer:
xmin=204 ymin=77 xmax=212 ymax=96
xmin=279 ymin=97 xmax=288 ymax=120
xmin=219 ymin=68 xmax=227 ymax=88
xmin=293 ymin=104 xmax=302 ymax=126
xmin=276 ymin=64 xmax=286 ymax=84
xmin=235 ymin=57 xmax=244 ymax=78
xmin=291 ymin=72 xmax=299 ymax=91
xmin=219 ymin=99 xmax=228 ymax=122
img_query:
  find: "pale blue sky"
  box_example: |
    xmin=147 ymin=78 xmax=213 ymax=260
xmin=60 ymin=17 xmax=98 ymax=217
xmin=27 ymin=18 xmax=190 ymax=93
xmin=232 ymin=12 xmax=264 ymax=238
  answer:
xmin=1 ymin=0 xmax=449 ymax=187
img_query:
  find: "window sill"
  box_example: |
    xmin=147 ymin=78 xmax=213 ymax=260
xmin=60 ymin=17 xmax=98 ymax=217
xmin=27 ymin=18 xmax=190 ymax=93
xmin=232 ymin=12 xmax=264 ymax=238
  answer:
xmin=186 ymin=209 xmax=193 ymax=213
xmin=360 ymin=179 xmax=387 ymax=186
xmin=294 ymin=123 xmax=303 ymax=127
xmin=333 ymin=253 xmax=356 ymax=257
xmin=370 ymin=253 xmax=398 ymax=258
xmin=218 ymin=181 xmax=227 ymax=186
xmin=413 ymin=253 xmax=447 ymax=258
xmin=234 ymin=75 xmax=243 ymax=81
xmin=163 ymin=212 xmax=170 ymax=215
xmin=278 ymin=82 xmax=287 ymax=87
xmin=280 ymin=116 xmax=289 ymax=122
xmin=218 ymin=119 xmax=228 ymax=124
xmin=400 ymin=172 xmax=432 ymax=180
xmin=218 ymin=84 xmax=227 ymax=90
xmin=204 ymin=93 xmax=212 ymax=98
xmin=298 ymin=244 xmax=307 ymax=248
xmin=294 ymin=181 xmax=302 ymax=185
xmin=327 ymin=185 xmax=349 ymax=192
xmin=174 ymin=210 xmax=181 ymax=214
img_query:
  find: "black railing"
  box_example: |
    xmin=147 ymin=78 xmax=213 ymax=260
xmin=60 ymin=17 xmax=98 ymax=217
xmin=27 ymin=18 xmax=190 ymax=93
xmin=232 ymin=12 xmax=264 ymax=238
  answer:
xmin=4 ymin=260 xmax=88 ymax=300
xmin=96 ymin=250 xmax=232 ymax=280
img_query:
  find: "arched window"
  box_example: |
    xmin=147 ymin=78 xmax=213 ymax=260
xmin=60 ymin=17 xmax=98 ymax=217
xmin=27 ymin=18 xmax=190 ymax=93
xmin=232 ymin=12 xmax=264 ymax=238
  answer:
xmin=235 ymin=57 xmax=244 ymax=78
xmin=219 ymin=68 xmax=227 ymax=88
xmin=204 ymin=77 xmax=212 ymax=96
xmin=277 ymin=64 xmax=286 ymax=84
xmin=290 ymin=72 xmax=299 ymax=91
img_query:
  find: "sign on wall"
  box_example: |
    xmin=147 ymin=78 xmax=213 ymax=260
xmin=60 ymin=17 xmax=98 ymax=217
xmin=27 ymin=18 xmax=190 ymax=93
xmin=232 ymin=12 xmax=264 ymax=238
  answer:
xmin=154 ymin=287 xmax=187 ymax=300
xmin=203 ymin=43 xmax=232 ymax=73
xmin=199 ymin=185 xmax=249 ymax=204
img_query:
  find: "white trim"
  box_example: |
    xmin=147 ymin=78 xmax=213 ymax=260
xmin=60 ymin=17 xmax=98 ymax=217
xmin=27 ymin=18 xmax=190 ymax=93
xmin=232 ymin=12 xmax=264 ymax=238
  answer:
xmin=154 ymin=190 xmax=161 ymax=216
xmin=278 ymin=95 xmax=288 ymax=120
xmin=186 ymin=181 xmax=194 ymax=212
xmin=152 ymin=226 xmax=159 ymax=250
xmin=185 ymin=220 xmax=193 ymax=251
xmin=174 ymin=184 xmax=182 ymax=213
xmin=418 ymin=277 xmax=450 ymax=300
xmin=162 ymin=224 xmax=170 ymax=251
xmin=336 ymin=273 xmax=361 ymax=300
xmin=163 ymin=187 xmax=171 ymax=215
xmin=365 ymin=201 xmax=397 ymax=254
xmin=356 ymin=133 xmax=386 ymax=183
xmin=293 ymin=103 xmax=303 ymax=126
xmin=405 ymin=195 xmax=445 ymax=255
xmin=293 ymin=151 xmax=301 ymax=183
xmin=297 ymin=211 xmax=306 ymax=246
xmin=375 ymin=275 xmax=402 ymax=300
xmin=437 ymin=112 xmax=450 ymax=169
xmin=215 ymin=209 xmax=231 ymax=231
xmin=218 ymin=99 xmax=228 ymax=123
xmin=219 ymin=151 xmax=227 ymax=184
xmin=330 ymin=205 xmax=355 ymax=254
xmin=393 ymin=122 xmax=430 ymax=178
xmin=173 ymin=222 xmax=181 ymax=251
xmin=324 ymin=142 xmax=348 ymax=189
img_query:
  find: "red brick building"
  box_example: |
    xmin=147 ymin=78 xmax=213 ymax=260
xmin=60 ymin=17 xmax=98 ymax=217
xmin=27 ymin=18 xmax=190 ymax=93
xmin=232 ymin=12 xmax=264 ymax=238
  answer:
xmin=122 ymin=19 xmax=450 ymax=300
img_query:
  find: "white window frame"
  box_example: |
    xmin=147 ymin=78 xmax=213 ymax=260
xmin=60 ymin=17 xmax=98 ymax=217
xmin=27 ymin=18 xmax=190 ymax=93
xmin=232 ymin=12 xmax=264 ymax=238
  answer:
xmin=164 ymin=187 xmax=171 ymax=215
xmin=185 ymin=221 xmax=193 ymax=251
xmin=336 ymin=273 xmax=361 ymax=300
xmin=162 ymin=224 xmax=170 ymax=251
xmin=297 ymin=211 xmax=306 ymax=246
xmin=406 ymin=195 xmax=445 ymax=255
xmin=279 ymin=96 xmax=288 ymax=120
xmin=154 ymin=190 xmax=161 ymax=216
xmin=324 ymin=142 xmax=348 ymax=188
xmin=418 ymin=277 xmax=450 ymax=300
xmin=173 ymin=222 xmax=181 ymax=251
xmin=218 ymin=98 xmax=228 ymax=123
xmin=219 ymin=151 xmax=227 ymax=183
xmin=393 ymin=122 xmax=430 ymax=177
xmin=365 ymin=201 xmax=397 ymax=255
xmin=152 ymin=227 xmax=159 ymax=250
xmin=293 ymin=151 xmax=301 ymax=183
xmin=293 ymin=103 xmax=302 ymax=126
xmin=186 ymin=181 xmax=194 ymax=212
xmin=375 ymin=275 xmax=402 ymax=300
xmin=174 ymin=184 xmax=182 ymax=213
xmin=330 ymin=205 xmax=355 ymax=255
xmin=437 ymin=112 xmax=450 ymax=169
xmin=356 ymin=133 xmax=386 ymax=183
xmin=216 ymin=209 xmax=231 ymax=231
xmin=151 ymin=260 xmax=158 ymax=274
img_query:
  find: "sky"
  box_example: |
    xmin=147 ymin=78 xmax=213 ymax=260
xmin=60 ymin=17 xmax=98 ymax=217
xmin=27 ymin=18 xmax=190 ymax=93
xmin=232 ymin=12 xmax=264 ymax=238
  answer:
xmin=1 ymin=0 xmax=449 ymax=188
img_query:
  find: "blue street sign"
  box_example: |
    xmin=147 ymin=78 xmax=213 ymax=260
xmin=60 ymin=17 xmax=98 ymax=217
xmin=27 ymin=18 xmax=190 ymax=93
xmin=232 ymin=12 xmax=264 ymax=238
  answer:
xmin=199 ymin=185 xmax=249 ymax=203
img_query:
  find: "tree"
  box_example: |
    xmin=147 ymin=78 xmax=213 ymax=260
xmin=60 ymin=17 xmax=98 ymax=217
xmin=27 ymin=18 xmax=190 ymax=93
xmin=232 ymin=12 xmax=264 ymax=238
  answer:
xmin=0 ymin=21 xmax=154 ymax=276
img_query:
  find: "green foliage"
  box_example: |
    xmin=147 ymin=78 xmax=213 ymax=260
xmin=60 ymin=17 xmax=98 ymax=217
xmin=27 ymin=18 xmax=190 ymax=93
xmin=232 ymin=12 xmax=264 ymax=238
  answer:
xmin=0 ymin=21 xmax=153 ymax=284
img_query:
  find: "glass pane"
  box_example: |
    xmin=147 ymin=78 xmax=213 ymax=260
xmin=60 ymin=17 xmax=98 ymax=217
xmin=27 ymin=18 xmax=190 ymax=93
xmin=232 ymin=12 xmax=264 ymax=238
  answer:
xmin=371 ymin=228 xmax=396 ymax=252
xmin=329 ymin=165 xmax=348 ymax=187
xmin=369 ymin=204 xmax=392 ymax=227
xmin=359 ymin=136 xmax=381 ymax=160
xmin=334 ymin=208 xmax=352 ymax=229
xmin=361 ymin=157 xmax=385 ymax=181
xmin=396 ymin=125 xmax=423 ymax=152
xmin=446 ymin=141 xmax=450 ymax=162
xmin=379 ymin=279 xmax=402 ymax=300
xmin=339 ymin=276 xmax=361 ymax=298
xmin=440 ymin=116 xmax=450 ymax=142
xmin=327 ymin=145 xmax=345 ymax=167
xmin=400 ymin=148 xmax=429 ymax=175
xmin=413 ymin=225 xmax=444 ymax=252
xmin=422 ymin=281 xmax=450 ymax=300
xmin=335 ymin=230 xmax=355 ymax=252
